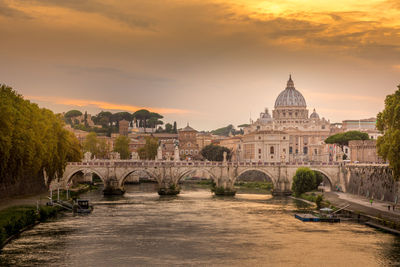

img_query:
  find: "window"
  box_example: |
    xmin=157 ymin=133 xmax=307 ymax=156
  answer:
xmin=289 ymin=147 xmax=293 ymax=154
xmin=259 ymin=155 xmax=261 ymax=159
xmin=258 ymin=148 xmax=262 ymax=154
xmin=190 ymin=150 xmax=193 ymax=154
xmin=188 ymin=143 xmax=191 ymax=147
xmin=180 ymin=150 xmax=184 ymax=155
xmin=194 ymin=150 xmax=198 ymax=154
xmin=258 ymin=136 xmax=261 ymax=140
xmin=322 ymin=125 xmax=326 ymax=129
xmin=270 ymin=146 xmax=274 ymax=154
xmin=295 ymin=149 xmax=298 ymax=154
xmin=303 ymin=147 xmax=308 ymax=154
xmin=185 ymin=150 xmax=189 ymax=155
xmin=314 ymin=149 xmax=318 ymax=155
xmin=283 ymin=136 xmax=286 ymax=140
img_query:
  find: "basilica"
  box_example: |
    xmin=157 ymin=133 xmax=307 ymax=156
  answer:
xmin=239 ymin=75 xmax=338 ymax=163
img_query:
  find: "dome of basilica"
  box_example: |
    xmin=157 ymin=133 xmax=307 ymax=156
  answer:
xmin=274 ymin=75 xmax=307 ymax=108
xmin=310 ymin=108 xmax=319 ymax=119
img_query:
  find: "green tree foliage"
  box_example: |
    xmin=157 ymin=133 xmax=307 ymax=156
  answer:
xmin=314 ymin=171 xmax=324 ymax=187
xmin=64 ymin=110 xmax=82 ymax=118
xmin=92 ymin=111 xmax=112 ymax=127
xmin=201 ymin=144 xmax=232 ymax=161
xmin=291 ymin=167 xmax=317 ymax=196
xmin=0 ymin=85 xmax=82 ymax=187
xmin=114 ymin=136 xmax=130 ymax=159
xmin=377 ymin=85 xmax=400 ymax=180
xmin=173 ymin=121 xmax=177 ymax=133
xmin=137 ymin=136 xmax=159 ymax=160
xmin=325 ymin=131 xmax=369 ymax=147
xmin=83 ymin=132 xmax=109 ymax=159
xmin=132 ymin=109 xmax=163 ymax=131
xmin=238 ymin=124 xmax=250 ymax=128
xmin=165 ymin=123 xmax=173 ymax=133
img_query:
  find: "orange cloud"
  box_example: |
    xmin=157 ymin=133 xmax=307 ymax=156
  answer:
xmin=393 ymin=65 xmax=400 ymax=71
xmin=26 ymin=95 xmax=190 ymax=114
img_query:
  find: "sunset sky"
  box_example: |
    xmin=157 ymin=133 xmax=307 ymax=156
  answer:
xmin=1 ymin=0 xmax=399 ymax=130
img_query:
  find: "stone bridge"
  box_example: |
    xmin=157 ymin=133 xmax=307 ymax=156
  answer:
xmin=60 ymin=160 xmax=348 ymax=196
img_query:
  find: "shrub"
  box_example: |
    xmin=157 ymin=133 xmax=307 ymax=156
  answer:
xmin=292 ymin=167 xmax=316 ymax=196
xmin=316 ymin=195 xmax=323 ymax=209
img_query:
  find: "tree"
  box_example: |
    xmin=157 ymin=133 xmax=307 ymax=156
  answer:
xmin=83 ymin=132 xmax=98 ymax=156
xmin=114 ymin=136 xmax=130 ymax=159
xmin=291 ymin=167 xmax=316 ymax=196
xmin=325 ymin=131 xmax=369 ymax=147
xmin=82 ymin=132 xmax=109 ymax=159
xmin=84 ymin=111 xmax=88 ymax=127
xmin=201 ymin=144 xmax=232 ymax=161
xmin=0 ymin=84 xmax=82 ymax=193
xmin=377 ymin=85 xmax=400 ymax=180
xmin=173 ymin=121 xmax=177 ymax=133
xmin=137 ymin=136 xmax=159 ymax=160
xmin=165 ymin=123 xmax=173 ymax=133
xmin=64 ymin=110 xmax=82 ymax=118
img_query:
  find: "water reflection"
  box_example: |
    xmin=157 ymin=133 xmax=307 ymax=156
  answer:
xmin=1 ymin=183 xmax=399 ymax=266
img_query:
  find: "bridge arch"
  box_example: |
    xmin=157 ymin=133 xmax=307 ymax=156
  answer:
xmin=236 ymin=168 xmax=277 ymax=185
xmin=65 ymin=168 xmax=105 ymax=185
xmin=177 ymin=167 xmax=217 ymax=183
xmin=310 ymin=168 xmax=334 ymax=190
xmin=119 ymin=169 xmax=154 ymax=187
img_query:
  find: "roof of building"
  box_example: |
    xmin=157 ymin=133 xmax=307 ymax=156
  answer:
xmin=179 ymin=123 xmax=197 ymax=132
xmin=310 ymin=108 xmax=320 ymax=119
xmin=274 ymin=75 xmax=307 ymax=108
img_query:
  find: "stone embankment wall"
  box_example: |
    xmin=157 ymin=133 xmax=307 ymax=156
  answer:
xmin=346 ymin=165 xmax=400 ymax=202
xmin=0 ymin=173 xmax=46 ymax=199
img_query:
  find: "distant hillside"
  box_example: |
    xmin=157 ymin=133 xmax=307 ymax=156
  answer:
xmin=211 ymin=124 xmax=244 ymax=136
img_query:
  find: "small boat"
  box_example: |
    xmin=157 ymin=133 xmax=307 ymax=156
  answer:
xmin=73 ymin=199 xmax=93 ymax=214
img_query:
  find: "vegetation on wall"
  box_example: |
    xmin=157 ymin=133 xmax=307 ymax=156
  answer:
xmin=0 ymin=84 xmax=82 ymax=190
xmin=377 ymin=84 xmax=400 ymax=180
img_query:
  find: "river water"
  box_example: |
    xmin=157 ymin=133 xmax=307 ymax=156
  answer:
xmin=1 ymin=183 xmax=400 ymax=266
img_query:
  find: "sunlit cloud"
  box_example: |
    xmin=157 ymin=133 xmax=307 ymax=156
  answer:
xmin=393 ymin=65 xmax=400 ymax=71
xmin=26 ymin=95 xmax=190 ymax=114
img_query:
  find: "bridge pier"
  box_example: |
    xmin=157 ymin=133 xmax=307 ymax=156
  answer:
xmin=103 ymin=178 xmax=125 ymax=195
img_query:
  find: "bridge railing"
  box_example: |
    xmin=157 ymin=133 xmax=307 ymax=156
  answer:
xmin=67 ymin=160 xmax=343 ymax=167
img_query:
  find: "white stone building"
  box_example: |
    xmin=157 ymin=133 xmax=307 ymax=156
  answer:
xmin=240 ymin=75 xmax=335 ymax=163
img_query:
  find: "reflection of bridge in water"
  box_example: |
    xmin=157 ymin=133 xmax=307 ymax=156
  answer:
xmin=60 ymin=160 xmax=349 ymax=195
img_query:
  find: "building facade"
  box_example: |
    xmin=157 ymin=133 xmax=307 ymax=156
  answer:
xmin=348 ymin=140 xmax=384 ymax=163
xmin=178 ymin=124 xmax=200 ymax=159
xmin=240 ymin=76 xmax=334 ymax=163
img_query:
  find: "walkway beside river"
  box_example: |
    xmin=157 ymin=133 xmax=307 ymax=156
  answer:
xmin=324 ymin=192 xmax=400 ymax=223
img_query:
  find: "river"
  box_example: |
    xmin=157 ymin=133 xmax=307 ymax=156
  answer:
xmin=1 ymin=183 xmax=399 ymax=266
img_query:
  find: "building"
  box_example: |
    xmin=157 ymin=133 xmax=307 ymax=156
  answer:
xmin=178 ymin=124 xmax=200 ymax=159
xmin=240 ymin=75 xmax=334 ymax=163
xmin=348 ymin=140 xmax=384 ymax=163
xmin=218 ymin=136 xmax=243 ymax=161
xmin=119 ymin=119 xmax=130 ymax=136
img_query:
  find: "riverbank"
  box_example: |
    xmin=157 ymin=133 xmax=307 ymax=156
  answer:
xmin=296 ymin=191 xmax=400 ymax=234
xmin=0 ymin=183 xmax=97 ymax=249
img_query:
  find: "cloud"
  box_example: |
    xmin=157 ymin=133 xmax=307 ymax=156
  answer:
xmin=57 ymin=65 xmax=174 ymax=83
xmin=26 ymin=95 xmax=190 ymax=114
xmin=0 ymin=0 xmax=30 ymax=18
xmin=17 ymin=0 xmax=153 ymax=29
xmin=393 ymin=65 xmax=400 ymax=71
